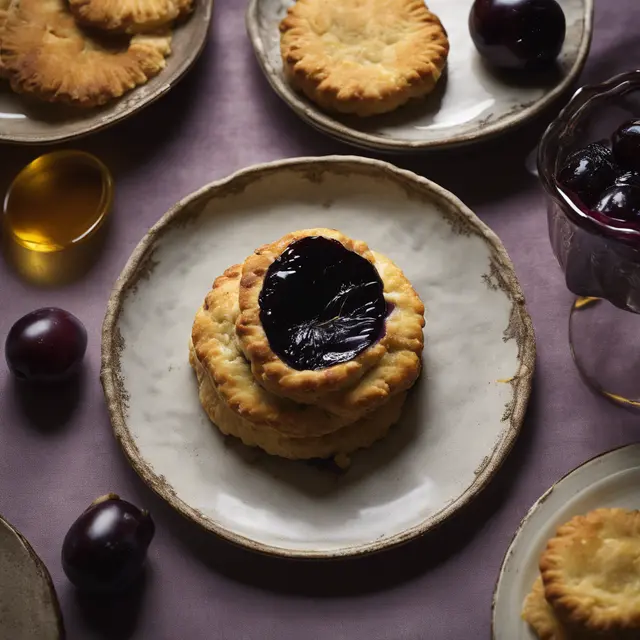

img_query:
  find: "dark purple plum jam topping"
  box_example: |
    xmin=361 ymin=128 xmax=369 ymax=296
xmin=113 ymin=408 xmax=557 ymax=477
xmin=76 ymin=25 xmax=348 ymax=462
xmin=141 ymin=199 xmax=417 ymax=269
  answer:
xmin=258 ymin=236 xmax=387 ymax=371
xmin=557 ymin=143 xmax=616 ymax=207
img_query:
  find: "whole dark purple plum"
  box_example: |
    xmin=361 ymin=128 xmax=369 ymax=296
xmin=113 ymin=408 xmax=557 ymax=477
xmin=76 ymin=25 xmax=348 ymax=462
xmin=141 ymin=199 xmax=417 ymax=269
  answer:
xmin=469 ymin=0 xmax=566 ymax=70
xmin=5 ymin=308 xmax=87 ymax=382
xmin=62 ymin=495 xmax=155 ymax=593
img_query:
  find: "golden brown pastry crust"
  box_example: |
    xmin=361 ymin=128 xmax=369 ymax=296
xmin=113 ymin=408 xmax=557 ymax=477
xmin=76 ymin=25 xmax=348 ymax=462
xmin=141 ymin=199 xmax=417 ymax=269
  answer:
xmin=1 ymin=0 xmax=171 ymax=107
xmin=192 ymin=264 xmax=353 ymax=439
xmin=236 ymin=228 xmax=425 ymax=418
xmin=0 ymin=0 xmax=13 ymax=78
xmin=68 ymin=0 xmax=193 ymax=34
xmin=540 ymin=508 xmax=640 ymax=636
xmin=0 ymin=1 xmax=12 ymax=30
xmin=279 ymin=0 xmax=449 ymax=117
xmin=522 ymin=578 xmax=572 ymax=640
xmin=190 ymin=340 xmax=407 ymax=461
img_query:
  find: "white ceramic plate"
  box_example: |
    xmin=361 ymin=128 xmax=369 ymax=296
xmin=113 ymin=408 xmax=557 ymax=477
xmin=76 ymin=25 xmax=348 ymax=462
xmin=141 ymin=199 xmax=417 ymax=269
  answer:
xmin=0 ymin=0 xmax=213 ymax=145
xmin=246 ymin=0 xmax=593 ymax=152
xmin=0 ymin=515 xmax=63 ymax=640
xmin=101 ymin=156 xmax=535 ymax=558
xmin=492 ymin=444 xmax=640 ymax=639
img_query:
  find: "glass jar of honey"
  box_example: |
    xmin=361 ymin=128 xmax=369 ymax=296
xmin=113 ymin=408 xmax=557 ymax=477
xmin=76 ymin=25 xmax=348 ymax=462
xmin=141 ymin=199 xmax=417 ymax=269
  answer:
xmin=2 ymin=150 xmax=113 ymax=285
xmin=4 ymin=150 xmax=113 ymax=252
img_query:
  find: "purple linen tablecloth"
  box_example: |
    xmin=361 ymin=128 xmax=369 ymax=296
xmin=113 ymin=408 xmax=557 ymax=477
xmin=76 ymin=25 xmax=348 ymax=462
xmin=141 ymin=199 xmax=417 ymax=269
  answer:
xmin=0 ymin=2 xmax=637 ymax=638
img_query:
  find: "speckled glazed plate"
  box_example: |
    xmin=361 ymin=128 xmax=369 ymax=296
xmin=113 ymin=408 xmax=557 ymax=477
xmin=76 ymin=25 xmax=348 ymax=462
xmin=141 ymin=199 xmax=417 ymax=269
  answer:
xmin=0 ymin=515 xmax=64 ymax=640
xmin=0 ymin=0 xmax=213 ymax=145
xmin=492 ymin=444 xmax=640 ymax=639
xmin=246 ymin=0 xmax=593 ymax=152
xmin=101 ymin=156 xmax=535 ymax=558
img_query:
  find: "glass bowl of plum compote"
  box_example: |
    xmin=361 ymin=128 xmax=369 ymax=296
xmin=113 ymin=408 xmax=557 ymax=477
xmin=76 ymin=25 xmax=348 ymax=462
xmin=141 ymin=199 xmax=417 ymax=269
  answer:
xmin=539 ymin=69 xmax=640 ymax=407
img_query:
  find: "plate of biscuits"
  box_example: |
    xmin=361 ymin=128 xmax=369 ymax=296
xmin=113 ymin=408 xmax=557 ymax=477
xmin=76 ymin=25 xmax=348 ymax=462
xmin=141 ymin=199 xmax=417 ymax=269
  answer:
xmin=101 ymin=155 xmax=535 ymax=557
xmin=246 ymin=0 xmax=593 ymax=152
xmin=493 ymin=444 xmax=640 ymax=639
xmin=0 ymin=0 xmax=213 ymax=144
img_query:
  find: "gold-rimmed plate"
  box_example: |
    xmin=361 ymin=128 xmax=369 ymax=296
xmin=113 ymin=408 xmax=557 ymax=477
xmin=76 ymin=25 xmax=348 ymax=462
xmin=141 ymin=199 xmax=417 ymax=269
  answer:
xmin=101 ymin=156 xmax=535 ymax=558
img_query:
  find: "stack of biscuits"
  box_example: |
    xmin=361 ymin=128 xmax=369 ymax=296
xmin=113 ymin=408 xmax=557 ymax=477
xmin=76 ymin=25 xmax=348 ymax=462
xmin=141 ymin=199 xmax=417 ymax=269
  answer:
xmin=523 ymin=507 xmax=640 ymax=639
xmin=0 ymin=0 xmax=193 ymax=108
xmin=190 ymin=228 xmax=426 ymax=467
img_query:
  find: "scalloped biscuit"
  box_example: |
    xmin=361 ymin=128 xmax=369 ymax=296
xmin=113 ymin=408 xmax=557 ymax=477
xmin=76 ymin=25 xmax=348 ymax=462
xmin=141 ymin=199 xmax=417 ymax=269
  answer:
xmin=540 ymin=508 xmax=640 ymax=636
xmin=1 ymin=0 xmax=171 ymax=107
xmin=68 ymin=0 xmax=193 ymax=34
xmin=279 ymin=0 xmax=449 ymax=116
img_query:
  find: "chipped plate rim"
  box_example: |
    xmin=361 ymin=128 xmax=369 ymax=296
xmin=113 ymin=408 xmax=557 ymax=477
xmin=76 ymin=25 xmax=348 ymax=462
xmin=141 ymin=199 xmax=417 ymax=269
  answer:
xmin=101 ymin=155 xmax=536 ymax=559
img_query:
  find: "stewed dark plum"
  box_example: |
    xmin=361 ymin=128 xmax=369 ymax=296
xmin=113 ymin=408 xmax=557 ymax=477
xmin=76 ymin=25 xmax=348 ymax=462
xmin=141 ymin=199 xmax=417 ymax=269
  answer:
xmin=5 ymin=308 xmax=87 ymax=382
xmin=595 ymin=185 xmax=640 ymax=222
xmin=556 ymin=119 xmax=640 ymax=225
xmin=469 ymin=0 xmax=566 ymax=70
xmin=259 ymin=236 xmax=387 ymax=371
xmin=557 ymin=143 xmax=616 ymax=207
xmin=62 ymin=494 xmax=155 ymax=593
xmin=612 ymin=120 xmax=640 ymax=172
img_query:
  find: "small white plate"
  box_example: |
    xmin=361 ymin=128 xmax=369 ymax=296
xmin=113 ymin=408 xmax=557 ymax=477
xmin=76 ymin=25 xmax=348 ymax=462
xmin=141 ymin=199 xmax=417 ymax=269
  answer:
xmin=0 ymin=0 xmax=213 ymax=145
xmin=101 ymin=156 xmax=535 ymax=558
xmin=492 ymin=444 xmax=640 ymax=639
xmin=246 ymin=0 xmax=593 ymax=152
xmin=0 ymin=515 xmax=63 ymax=640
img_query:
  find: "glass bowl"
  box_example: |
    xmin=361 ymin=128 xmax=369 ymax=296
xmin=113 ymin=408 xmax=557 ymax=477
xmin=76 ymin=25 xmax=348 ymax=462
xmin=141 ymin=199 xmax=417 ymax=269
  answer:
xmin=538 ymin=69 xmax=640 ymax=407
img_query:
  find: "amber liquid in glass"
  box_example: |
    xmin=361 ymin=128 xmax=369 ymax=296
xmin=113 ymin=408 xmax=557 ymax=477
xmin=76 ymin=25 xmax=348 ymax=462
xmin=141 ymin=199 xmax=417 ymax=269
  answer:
xmin=4 ymin=156 xmax=106 ymax=252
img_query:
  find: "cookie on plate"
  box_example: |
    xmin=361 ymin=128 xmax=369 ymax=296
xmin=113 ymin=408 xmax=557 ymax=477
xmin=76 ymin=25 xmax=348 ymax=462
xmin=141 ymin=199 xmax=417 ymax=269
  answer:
xmin=279 ymin=0 xmax=449 ymax=116
xmin=0 ymin=0 xmax=13 ymax=78
xmin=68 ymin=0 xmax=193 ymax=34
xmin=235 ymin=228 xmax=425 ymax=419
xmin=0 ymin=0 xmax=11 ymax=29
xmin=190 ymin=340 xmax=407 ymax=462
xmin=192 ymin=264 xmax=354 ymax=439
xmin=191 ymin=228 xmax=424 ymax=463
xmin=522 ymin=577 xmax=572 ymax=640
xmin=1 ymin=0 xmax=171 ymax=107
xmin=540 ymin=508 xmax=640 ymax=636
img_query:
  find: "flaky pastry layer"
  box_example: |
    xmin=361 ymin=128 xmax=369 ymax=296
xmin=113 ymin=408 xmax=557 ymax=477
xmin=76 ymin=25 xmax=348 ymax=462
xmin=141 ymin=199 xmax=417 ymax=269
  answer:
xmin=190 ymin=341 xmax=406 ymax=461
